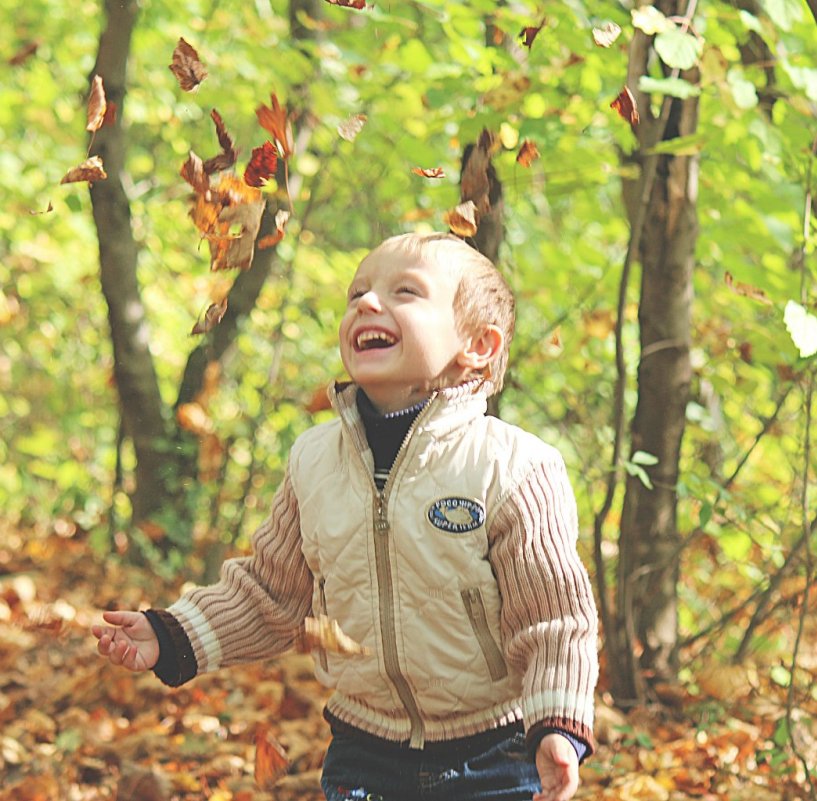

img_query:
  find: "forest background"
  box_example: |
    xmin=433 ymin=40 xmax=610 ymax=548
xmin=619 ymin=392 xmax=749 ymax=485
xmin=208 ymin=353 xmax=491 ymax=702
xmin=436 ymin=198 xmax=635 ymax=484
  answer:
xmin=1 ymin=0 xmax=817 ymax=799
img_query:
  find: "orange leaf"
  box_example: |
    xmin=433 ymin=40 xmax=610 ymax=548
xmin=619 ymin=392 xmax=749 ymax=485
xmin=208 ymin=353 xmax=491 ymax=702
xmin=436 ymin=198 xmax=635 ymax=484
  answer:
xmin=610 ymin=86 xmax=639 ymax=125
xmin=256 ymin=94 xmax=294 ymax=158
xmin=254 ymin=727 xmax=289 ymax=789
xmin=338 ymin=113 xmax=367 ymax=142
xmin=516 ymin=139 xmax=540 ymax=167
xmin=190 ymin=298 xmax=228 ymax=335
xmin=257 ymin=209 xmax=290 ymax=249
xmin=203 ymin=109 xmax=238 ymax=175
xmin=324 ymin=0 xmax=366 ymax=8
xmin=60 ymin=156 xmax=107 ymax=185
xmin=169 ymin=37 xmax=207 ymax=92
xmin=244 ymin=141 xmax=279 ymax=188
xmin=86 ymin=75 xmax=107 ymax=133
xmin=724 ymin=272 xmax=773 ymax=305
xmin=180 ymin=150 xmax=210 ymax=196
xmin=176 ymin=402 xmax=214 ymax=434
xmin=8 ymin=40 xmax=39 ymax=66
xmin=412 ymin=166 xmax=445 ymax=178
xmin=593 ymin=22 xmax=622 ymax=47
xmin=519 ymin=21 xmax=545 ymax=48
xmin=443 ymin=200 xmax=479 ymax=238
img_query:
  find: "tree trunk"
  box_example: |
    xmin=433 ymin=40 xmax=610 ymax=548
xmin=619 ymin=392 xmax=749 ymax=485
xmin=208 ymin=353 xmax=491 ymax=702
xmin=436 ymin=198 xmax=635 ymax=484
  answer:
xmin=614 ymin=5 xmax=699 ymax=700
xmin=89 ymin=0 xmax=181 ymax=523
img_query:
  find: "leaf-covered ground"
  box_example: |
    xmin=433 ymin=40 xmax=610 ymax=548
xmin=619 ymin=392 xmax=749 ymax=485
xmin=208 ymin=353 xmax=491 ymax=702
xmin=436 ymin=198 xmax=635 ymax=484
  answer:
xmin=0 ymin=527 xmax=811 ymax=801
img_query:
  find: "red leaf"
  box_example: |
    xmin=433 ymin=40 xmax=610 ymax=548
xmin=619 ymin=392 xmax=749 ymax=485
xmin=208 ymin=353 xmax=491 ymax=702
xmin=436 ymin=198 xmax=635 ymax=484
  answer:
xmin=256 ymin=94 xmax=294 ymax=158
xmin=412 ymin=167 xmax=445 ymax=178
xmin=203 ymin=109 xmax=238 ymax=175
xmin=610 ymin=86 xmax=639 ymax=125
xmin=169 ymin=37 xmax=207 ymax=92
xmin=519 ymin=21 xmax=545 ymax=48
xmin=516 ymin=139 xmax=540 ymax=168
xmin=244 ymin=141 xmax=279 ymax=188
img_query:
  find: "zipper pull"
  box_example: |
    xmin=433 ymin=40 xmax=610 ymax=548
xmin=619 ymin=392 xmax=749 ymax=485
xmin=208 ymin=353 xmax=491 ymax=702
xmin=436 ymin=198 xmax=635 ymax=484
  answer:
xmin=375 ymin=492 xmax=389 ymax=534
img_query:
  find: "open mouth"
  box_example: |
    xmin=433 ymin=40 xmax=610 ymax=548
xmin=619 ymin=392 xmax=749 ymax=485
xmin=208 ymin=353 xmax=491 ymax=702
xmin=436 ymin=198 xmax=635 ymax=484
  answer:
xmin=355 ymin=329 xmax=397 ymax=351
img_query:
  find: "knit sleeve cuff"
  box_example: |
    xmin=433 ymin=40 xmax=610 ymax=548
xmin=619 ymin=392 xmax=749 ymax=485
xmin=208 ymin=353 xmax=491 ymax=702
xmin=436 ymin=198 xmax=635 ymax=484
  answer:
xmin=525 ymin=719 xmax=595 ymax=763
xmin=143 ymin=608 xmax=198 ymax=687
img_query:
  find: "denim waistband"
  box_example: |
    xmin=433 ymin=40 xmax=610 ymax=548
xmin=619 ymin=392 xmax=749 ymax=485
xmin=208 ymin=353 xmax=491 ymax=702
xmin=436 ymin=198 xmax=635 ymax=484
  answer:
xmin=323 ymin=709 xmax=525 ymax=760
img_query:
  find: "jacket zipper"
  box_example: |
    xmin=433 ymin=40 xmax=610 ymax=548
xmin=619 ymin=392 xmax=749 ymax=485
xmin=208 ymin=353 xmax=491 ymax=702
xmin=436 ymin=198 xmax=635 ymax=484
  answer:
xmin=317 ymin=578 xmax=329 ymax=672
xmin=461 ymin=587 xmax=508 ymax=681
xmin=348 ymin=396 xmax=437 ymax=749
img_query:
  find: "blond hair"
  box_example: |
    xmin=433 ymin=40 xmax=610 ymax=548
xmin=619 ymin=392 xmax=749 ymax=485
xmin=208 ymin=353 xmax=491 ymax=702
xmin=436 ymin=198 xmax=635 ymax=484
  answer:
xmin=370 ymin=233 xmax=515 ymax=394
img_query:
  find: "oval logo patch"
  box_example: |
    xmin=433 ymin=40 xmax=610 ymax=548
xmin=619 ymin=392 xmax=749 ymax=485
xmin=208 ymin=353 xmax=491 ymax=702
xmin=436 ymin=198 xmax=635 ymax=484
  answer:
xmin=427 ymin=497 xmax=485 ymax=534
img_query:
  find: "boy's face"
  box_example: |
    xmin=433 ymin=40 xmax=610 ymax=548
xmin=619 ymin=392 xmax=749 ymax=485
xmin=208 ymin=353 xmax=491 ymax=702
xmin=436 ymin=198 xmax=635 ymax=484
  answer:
xmin=339 ymin=245 xmax=474 ymax=414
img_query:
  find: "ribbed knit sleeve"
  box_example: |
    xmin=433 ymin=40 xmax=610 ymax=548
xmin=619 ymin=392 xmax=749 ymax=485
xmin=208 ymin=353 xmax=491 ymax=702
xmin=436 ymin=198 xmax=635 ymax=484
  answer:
xmin=488 ymin=451 xmax=598 ymax=755
xmin=163 ymin=467 xmax=313 ymax=677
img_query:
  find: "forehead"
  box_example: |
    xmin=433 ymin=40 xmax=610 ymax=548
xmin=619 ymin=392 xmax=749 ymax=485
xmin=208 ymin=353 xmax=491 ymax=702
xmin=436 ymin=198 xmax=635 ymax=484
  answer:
xmin=352 ymin=241 xmax=463 ymax=284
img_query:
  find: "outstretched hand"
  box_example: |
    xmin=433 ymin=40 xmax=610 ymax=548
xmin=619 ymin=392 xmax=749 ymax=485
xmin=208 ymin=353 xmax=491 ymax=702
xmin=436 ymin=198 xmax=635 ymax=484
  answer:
xmin=532 ymin=733 xmax=579 ymax=801
xmin=92 ymin=610 xmax=160 ymax=672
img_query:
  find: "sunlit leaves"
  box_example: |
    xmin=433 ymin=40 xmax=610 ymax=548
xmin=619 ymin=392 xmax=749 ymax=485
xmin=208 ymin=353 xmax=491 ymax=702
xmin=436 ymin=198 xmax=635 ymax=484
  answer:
xmin=784 ymin=301 xmax=817 ymax=358
xmin=169 ymin=37 xmax=207 ymax=92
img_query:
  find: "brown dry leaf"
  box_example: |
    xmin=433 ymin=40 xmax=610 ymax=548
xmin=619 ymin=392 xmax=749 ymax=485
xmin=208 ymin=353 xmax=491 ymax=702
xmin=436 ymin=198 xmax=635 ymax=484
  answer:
xmin=8 ymin=40 xmax=39 ymax=66
xmin=593 ymin=22 xmax=622 ymax=47
xmin=257 ymin=209 xmax=291 ymax=249
xmin=86 ymin=75 xmax=107 ymax=133
xmin=516 ymin=139 xmax=540 ymax=167
xmin=338 ymin=113 xmax=367 ymax=142
xmin=611 ymin=86 xmax=640 ymax=125
xmin=254 ymin=726 xmax=290 ymax=789
xmin=724 ymin=272 xmax=772 ymax=305
xmin=169 ymin=37 xmax=207 ymax=92
xmin=190 ymin=298 xmax=229 ymax=336
xmin=444 ymin=201 xmax=479 ymax=238
xmin=60 ymin=156 xmax=107 ymax=185
xmin=519 ymin=21 xmax=545 ymax=48
xmin=29 ymin=201 xmax=54 ymax=216
xmin=460 ymin=128 xmax=497 ymax=216
xmin=203 ymin=109 xmax=238 ymax=175
xmin=324 ymin=0 xmax=366 ymax=8
xmin=256 ymin=94 xmax=294 ymax=158
xmin=180 ymin=150 xmax=210 ymax=196
xmin=244 ymin=141 xmax=279 ymax=188
xmin=302 ymin=614 xmax=370 ymax=656
xmin=412 ymin=167 xmax=445 ymax=178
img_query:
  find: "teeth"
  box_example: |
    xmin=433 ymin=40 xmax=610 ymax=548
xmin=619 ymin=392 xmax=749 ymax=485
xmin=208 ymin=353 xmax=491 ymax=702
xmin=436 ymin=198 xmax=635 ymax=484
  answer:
xmin=357 ymin=330 xmax=396 ymax=348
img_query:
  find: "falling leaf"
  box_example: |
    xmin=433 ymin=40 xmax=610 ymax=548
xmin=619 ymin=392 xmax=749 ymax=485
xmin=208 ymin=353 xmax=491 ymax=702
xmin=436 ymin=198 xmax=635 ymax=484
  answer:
xmin=324 ymin=0 xmax=366 ymax=8
xmin=611 ymin=86 xmax=639 ymax=125
xmin=724 ymin=272 xmax=772 ymax=306
xmin=516 ymin=139 xmax=540 ymax=167
xmin=443 ymin=200 xmax=479 ymax=238
xmin=412 ymin=167 xmax=445 ymax=178
xmin=257 ymin=209 xmax=290 ymax=249
xmin=202 ymin=109 xmax=238 ymax=175
xmin=169 ymin=37 xmax=207 ymax=92
xmin=244 ymin=141 xmax=279 ymax=187
xmin=631 ymin=5 xmax=674 ymax=35
xmin=254 ymin=726 xmax=290 ymax=789
xmin=593 ymin=22 xmax=622 ymax=47
xmin=29 ymin=202 xmax=54 ymax=216
xmin=8 ymin=40 xmax=39 ymax=66
xmin=180 ymin=151 xmax=210 ymax=196
xmin=256 ymin=94 xmax=294 ymax=158
xmin=60 ymin=156 xmax=107 ymax=185
xmin=337 ymin=113 xmax=367 ymax=142
xmin=86 ymin=75 xmax=107 ymax=133
xmin=519 ymin=21 xmax=545 ymax=48
xmin=101 ymin=101 xmax=118 ymax=129
xmin=301 ymin=615 xmax=371 ymax=656
xmin=190 ymin=299 xmax=228 ymax=336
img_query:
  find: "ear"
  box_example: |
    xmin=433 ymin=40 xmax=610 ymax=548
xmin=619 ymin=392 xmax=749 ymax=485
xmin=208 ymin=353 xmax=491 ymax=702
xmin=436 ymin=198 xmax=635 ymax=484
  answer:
xmin=456 ymin=324 xmax=504 ymax=371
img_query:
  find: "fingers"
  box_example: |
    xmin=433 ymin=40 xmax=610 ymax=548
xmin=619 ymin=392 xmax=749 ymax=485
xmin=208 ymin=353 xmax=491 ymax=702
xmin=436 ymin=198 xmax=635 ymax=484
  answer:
xmin=101 ymin=610 xmax=142 ymax=628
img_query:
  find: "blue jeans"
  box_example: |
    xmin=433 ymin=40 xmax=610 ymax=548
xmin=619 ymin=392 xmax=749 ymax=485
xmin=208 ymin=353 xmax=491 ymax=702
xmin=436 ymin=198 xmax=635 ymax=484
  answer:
xmin=320 ymin=729 xmax=541 ymax=801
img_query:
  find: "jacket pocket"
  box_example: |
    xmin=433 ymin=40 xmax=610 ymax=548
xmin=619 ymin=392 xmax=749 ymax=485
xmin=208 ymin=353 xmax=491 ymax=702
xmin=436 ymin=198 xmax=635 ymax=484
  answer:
xmin=316 ymin=578 xmax=329 ymax=672
xmin=461 ymin=587 xmax=508 ymax=681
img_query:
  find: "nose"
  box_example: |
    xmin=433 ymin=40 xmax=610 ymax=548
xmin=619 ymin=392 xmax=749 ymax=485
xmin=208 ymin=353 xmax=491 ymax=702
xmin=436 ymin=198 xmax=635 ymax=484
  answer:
xmin=357 ymin=290 xmax=381 ymax=313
